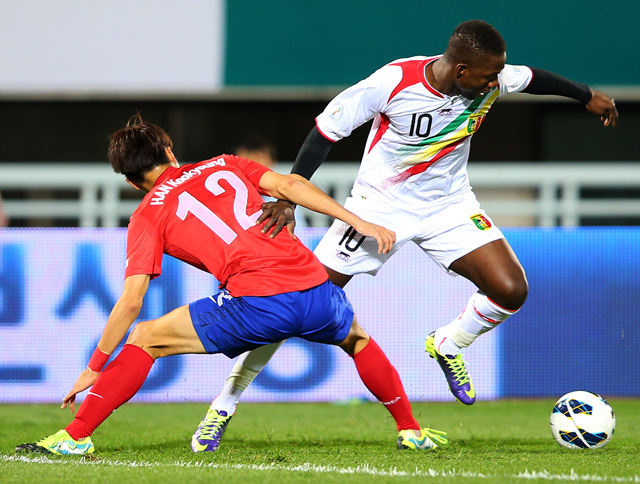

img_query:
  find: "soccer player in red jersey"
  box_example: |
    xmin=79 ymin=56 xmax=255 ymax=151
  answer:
xmin=16 ymin=114 xmax=447 ymax=455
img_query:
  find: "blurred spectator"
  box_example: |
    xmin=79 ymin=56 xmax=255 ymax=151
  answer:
xmin=0 ymin=191 xmax=8 ymax=227
xmin=234 ymin=136 xmax=308 ymax=228
xmin=234 ymin=136 xmax=278 ymax=171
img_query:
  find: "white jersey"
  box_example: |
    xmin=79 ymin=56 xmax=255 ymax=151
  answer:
xmin=316 ymin=56 xmax=533 ymax=213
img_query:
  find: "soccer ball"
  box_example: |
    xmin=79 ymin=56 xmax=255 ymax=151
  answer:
xmin=550 ymin=391 xmax=615 ymax=449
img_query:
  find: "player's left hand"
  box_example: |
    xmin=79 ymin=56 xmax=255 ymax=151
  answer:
xmin=257 ymin=199 xmax=297 ymax=240
xmin=586 ymin=90 xmax=618 ymax=127
xmin=61 ymin=368 xmax=100 ymax=413
xmin=352 ymin=221 xmax=396 ymax=254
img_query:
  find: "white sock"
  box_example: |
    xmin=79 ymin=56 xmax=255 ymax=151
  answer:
xmin=211 ymin=341 xmax=284 ymax=415
xmin=435 ymin=292 xmax=519 ymax=356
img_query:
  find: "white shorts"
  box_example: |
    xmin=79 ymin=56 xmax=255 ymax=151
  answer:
xmin=314 ymin=193 xmax=504 ymax=277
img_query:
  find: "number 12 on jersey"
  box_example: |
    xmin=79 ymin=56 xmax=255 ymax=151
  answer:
xmin=176 ymin=171 xmax=262 ymax=244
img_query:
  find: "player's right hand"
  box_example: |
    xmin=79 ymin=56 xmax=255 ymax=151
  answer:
xmin=61 ymin=368 xmax=100 ymax=414
xmin=352 ymin=222 xmax=396 ymax=254
xmin=587 ymin=90 xmax=618 ymax=127
xmin=257 ymin=199 xmax=297 ymax=240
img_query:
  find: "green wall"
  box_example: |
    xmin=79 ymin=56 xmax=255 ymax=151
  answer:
xmin=225 ymin=0 xmax=638 ymax=87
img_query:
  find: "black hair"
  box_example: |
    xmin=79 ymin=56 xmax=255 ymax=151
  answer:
xmin=107 ymin=113 xmax=173 ymax=185
xmin=444 ymin=20 xmax=506 ymax=64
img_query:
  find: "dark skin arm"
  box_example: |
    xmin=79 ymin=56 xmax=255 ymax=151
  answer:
xmin=257 ymin=126 xmax=334 ymax=238
xmin=523 ymin=67 xmax=618 ymax=127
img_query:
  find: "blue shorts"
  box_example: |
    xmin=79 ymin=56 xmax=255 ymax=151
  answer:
xmin=189 ymin=280 xmax=354 ymax=358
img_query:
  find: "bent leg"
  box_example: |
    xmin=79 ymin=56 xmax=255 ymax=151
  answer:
xmin=435 ymin=239 xmax=528 ymax=356
xmin=211 ymin=341 xmax=285 ymax=415
xmin=65 ymin=344 xmax=154 ymax=439
xmin=449 ymin=238 xmax=528 ymax=310
xmin=126 ymin=305 xmax=206 ymax=358
xmin=66 ymin=305 xmax=202 ymax=439
xmin=339 ymin=318 xmax=420 ymax=431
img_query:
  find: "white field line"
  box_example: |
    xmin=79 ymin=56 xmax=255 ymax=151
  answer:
xmin=2 ymin=454 xmax=640 ymax=482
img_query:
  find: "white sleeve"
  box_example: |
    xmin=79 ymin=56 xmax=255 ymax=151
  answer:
xmin=316 ymin=64 xmax=400 ymax=142
xmin=498 ymin=64 xmax=533 ymax=96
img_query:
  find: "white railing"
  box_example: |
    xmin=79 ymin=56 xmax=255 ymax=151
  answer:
xmin=1 ymin=162 xmax=639 ymax=227
xmin=467 ymin=162 xmax=640 ymax=227
xmin=0 ymin=164 xmax=140 ymax=227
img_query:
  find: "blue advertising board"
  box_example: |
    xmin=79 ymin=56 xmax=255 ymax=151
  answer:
xmin=1 ymin=227 xmax=638 ymax=403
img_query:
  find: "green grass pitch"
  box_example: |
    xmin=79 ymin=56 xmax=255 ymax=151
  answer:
xmin=1 ymin=400 xmax=639 ymax=483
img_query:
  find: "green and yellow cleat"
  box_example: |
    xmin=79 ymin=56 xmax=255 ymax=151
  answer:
xmin=16 ymin=429 xmax=95 ymax=455
xmin=397 ymin=427 xmax=448 ymax=450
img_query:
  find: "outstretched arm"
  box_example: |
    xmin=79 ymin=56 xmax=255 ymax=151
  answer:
xmin=259 ymin=171 xmax=395 ymax=254
xmin=95 ymin=274 xmax=150 ymax=356
xmin=62 ymin=274 xmax=150 ymax=412
xmin=523 ymin=67 xmax=618 ymax=127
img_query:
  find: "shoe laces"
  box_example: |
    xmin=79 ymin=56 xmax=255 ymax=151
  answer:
xmin=445 ymin=354 xmax=470 ymax=385
xmin=199 ymin=410 xmax=229 ymax=439
xmin=37 ymin=430 xmax=67 ymax=448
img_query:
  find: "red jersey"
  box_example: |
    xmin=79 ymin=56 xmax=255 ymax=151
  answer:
xmin=124 ymin=155 xmax=328 ymax=296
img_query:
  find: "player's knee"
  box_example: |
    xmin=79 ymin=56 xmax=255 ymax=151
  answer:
xmin=127 ymin=320 xmax=156 ymax=348
xmin=490 ymin=274 xmax=529 ymax=310
xmin=339 ymin=319 xmax=369 ymax=356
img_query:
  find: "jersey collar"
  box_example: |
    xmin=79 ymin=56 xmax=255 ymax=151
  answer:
xmin=423 ymin=56 xmax=446 ymax=99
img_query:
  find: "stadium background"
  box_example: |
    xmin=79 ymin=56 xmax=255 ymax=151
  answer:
xmin=0 ymin=0 xmax=638 ymax=402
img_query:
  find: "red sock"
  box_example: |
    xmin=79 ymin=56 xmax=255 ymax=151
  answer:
xmin=66 ymin=344 xmax=154 ymax=439
xmin=351 ymin=338 xmax=420 ymax=431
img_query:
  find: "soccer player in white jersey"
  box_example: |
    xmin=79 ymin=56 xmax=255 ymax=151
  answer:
xmin=200 ymin=19 xmax=618 ymax=448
